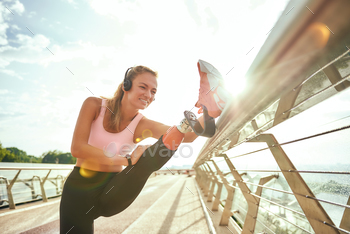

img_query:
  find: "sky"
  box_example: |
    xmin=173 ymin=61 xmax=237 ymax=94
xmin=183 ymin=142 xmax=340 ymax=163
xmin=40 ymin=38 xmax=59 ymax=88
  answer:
xmin=0 ymin=0 xmax=291 ymax=167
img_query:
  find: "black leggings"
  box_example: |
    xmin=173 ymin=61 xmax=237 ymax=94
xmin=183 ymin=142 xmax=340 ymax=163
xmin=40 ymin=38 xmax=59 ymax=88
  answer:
xmin=60 ymin=136 xmax=177 ymax=233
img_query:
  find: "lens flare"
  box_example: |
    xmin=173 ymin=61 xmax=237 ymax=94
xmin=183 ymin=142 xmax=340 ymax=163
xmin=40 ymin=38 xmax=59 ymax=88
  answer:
xmin=142 ymin=129 xmax=153 ymax=139
xmin=79 ymin=167 xmax=97 ymax=178
xmin=79 ymin=159 xmax=100 ymax=178
xmin=307 ymin=22 xmax=330 ymax=48
xmin=135 ymin=137 xmax=141 ymax=143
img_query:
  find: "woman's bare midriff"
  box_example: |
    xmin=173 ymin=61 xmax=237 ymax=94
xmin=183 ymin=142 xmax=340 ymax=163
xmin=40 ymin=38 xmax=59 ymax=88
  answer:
xmin=75 ymin=158 xmax=123 ymax=172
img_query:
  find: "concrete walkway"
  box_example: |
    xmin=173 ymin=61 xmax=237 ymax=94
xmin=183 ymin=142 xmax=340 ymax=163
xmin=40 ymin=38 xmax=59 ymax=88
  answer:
xmin=0 ymin=175 xmax=210 ymax=234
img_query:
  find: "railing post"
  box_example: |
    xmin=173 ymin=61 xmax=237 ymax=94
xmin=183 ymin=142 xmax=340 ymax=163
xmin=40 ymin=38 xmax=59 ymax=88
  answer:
xmin=7 ymin=170 xmax=22 ymax=209
xmin=209 ymin=160 xmax=229 ymax=212
xmin=198 ymin=165 xmax=205 ymax=190
xmin=202 ymin=164 xmax=211 ymax=197
xmin=212 ymin=181 xmax=223 ymax=211
xmin=249 ymin=134 xmax=338 ymax=234
xmin=40 ymin=170 xmax=51 ymax=202
xmin=340 ymin=195 xmax=350 ymax=231
xmin=198 ymin=166 xmax=205 ymax=190
xmin=56 ymin=175 xmax=64 ymax=194
xmin=249 ymin=174 xmax=278 ymax=232
xmin=222 ymin=154 xmax=262 ymax=233
xmin=30 ymin=177 xmax=36 ymax=199
xmin=220 ymin=184 xmax=235 ymax=226
xmin=205 ymin=162 xmax=217 ymax=202
xmin=209 ymin=158 xmax=238 ymax=226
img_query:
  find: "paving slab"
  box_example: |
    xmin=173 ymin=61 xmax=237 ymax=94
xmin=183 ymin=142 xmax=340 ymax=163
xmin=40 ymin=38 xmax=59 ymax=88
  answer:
xmin=123 ymin=176 xmax=210 ymax=234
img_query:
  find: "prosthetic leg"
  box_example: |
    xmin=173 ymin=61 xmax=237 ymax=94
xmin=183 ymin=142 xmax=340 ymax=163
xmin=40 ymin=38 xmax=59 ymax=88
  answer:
xmin=98 ymin=113 xmax=195 ymax=217
xmin=98 ymin=60 xmax=229 ymax=217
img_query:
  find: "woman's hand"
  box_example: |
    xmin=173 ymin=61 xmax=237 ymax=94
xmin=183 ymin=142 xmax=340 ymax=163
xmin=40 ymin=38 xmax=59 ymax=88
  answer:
xmin=130 ymin=144 xmax=152 ymax=165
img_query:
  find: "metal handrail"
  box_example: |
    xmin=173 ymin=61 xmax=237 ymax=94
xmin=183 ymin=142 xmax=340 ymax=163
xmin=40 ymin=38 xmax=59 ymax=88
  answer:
xmin=192 ymin=0 xmax=350 ymax=233
xmin=0 ymin=166 xmax=73 ymax=209
xmin=0 ymin=167 xmax=73 ymax=170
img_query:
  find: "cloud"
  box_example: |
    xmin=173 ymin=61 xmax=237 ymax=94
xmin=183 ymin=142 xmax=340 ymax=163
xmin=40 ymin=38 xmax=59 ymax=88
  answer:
xmin=6 ymin=0 xmax=25 ymax=14
xmin=204 ymin=7 xmax=218 ymax=34
xmin=90 ymin=0 xmax=141 ymax=21
xmin=0 ymin=0 xmax=25 ymax=45
xmin=0 ymin=34 xmax=50 ymax=67
xmin=249 ymin=0 xmax=268 ymax=10
xmin=184 ymin=0 xmax=201 ymax=26
xmin=10 ymin=24 xmax=20 ymax=30
xmin=64 ymin=0 xmax=79 ymax=8
xmin=27 ymin=11 xmax=36 ymax=18
xmin=0 ymin=31 xmax=118 ymax=69
xmin=0 ymin=69 xmax=24 ymax=80
xmin=0 ymin=89 xmax=9 ymax=95
xmin=0 ymin=112 xmax=26 ymax=120
xmin=41 ymin=40 xmax=118 ymax=67
xmin=184 ymin=0 xmax=220 ymax=34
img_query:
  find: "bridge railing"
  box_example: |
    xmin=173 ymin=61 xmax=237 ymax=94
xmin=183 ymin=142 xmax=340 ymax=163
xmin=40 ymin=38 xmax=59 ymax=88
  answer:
xmin=193 ymin=0 xmax=350 ymax=233
xmin=0 ymin=166 xmax=73 ymax=209
xmin=0 ymin=166 xmax=172 ymax=210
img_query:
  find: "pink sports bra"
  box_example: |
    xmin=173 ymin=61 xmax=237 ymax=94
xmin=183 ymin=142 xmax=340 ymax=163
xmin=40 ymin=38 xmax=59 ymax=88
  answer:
xmin=88 ymin=99 xmax=144 ymax=156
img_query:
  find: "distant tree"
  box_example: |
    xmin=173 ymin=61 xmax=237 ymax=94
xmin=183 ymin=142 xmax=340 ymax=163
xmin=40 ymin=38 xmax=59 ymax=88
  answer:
xmin=56 ymin=152 xmax=76 ymax=164
xmin=6 ymin=147 xmax=29 ymax=162
xmin=0 ymin=149 xmax=16 ymax=162
xmin=41 ymin=150 xmax=76 ymax=164
xmin=0 ymin=142 xmax=16 ymax=162
xmin=41 ymin=150 xmax=62 ymax=163
xmin=0 ymin=141 xmax=73 ymax=164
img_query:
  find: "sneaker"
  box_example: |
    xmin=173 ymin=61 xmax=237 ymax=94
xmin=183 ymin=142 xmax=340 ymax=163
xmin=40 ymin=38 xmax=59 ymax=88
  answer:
xmin=194 ymin=59 xmax=230 ymax=118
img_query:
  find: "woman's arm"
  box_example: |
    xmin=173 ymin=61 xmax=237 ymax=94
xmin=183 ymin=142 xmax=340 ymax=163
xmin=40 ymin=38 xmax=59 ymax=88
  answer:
xmin=183 ymin=115 xmax=204 ymax=143
xmin=70 ymin=97 xmax=128 ymax=166
xmin=135 ymin=115 xmax=205 ymax=143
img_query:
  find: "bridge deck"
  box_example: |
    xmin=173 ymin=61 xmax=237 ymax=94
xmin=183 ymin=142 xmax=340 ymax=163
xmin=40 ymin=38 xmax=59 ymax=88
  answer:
xmin=0 ymin=175 xmax=210 ymax=234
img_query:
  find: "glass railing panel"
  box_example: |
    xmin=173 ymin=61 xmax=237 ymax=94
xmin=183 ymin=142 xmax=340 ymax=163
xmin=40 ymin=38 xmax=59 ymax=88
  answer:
xmin=256 ymin=202 xmax=314 ymax=234
xmin=265 ymin=85 xmax=350 ymax=145
xmin=220 ymin=185 xmax=228 ymax=207
xmin=231 ymin=187 xmax=248 ymax=226
xmin=255 ymin=99 xmax=280 ymax=130
xmin=238 ymin=122 xmax=255 ymax=143
xmin=213 ymin=183 xmax=218 ymax=195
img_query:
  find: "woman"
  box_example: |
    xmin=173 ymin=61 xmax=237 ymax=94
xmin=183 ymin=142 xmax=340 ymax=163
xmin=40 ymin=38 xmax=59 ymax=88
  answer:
xmin=60 ymin=61 xmax=229 ymax=233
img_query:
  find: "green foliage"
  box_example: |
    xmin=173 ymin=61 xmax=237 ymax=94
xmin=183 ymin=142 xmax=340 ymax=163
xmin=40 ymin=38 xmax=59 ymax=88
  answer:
xmin=0 ymin=144 xmax=16 ymax=162
xmin=41 ymin=150 xmax=76 ymax=164
xmin=5 ymin=147 xmax=41 ymax=163
xmin=0 ymin=141 xmax=75 ymax=164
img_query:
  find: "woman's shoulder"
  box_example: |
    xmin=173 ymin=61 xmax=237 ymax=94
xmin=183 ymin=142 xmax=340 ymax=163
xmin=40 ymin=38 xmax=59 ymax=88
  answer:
xmin=83 ymin=96 xmax=103 ymax=108
xmin=83 ymin=97 xmax=104 ymax=120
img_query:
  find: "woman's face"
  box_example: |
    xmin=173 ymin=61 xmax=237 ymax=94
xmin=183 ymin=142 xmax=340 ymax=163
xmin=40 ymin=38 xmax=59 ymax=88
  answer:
xmin=125 ymin=72 xmax=158 ymax=109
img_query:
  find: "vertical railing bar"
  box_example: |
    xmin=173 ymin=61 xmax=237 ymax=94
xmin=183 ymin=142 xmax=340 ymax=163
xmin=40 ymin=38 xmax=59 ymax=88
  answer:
xmin=205 ymin=162 xmax=217 ymax=202
xmin=7 ymin=170 xmax=22 ymax=209
xmin=220 ymin=154 xmax=260 ymax=233
xmin=340 ymin=195 xmax=350 ymax=231
xmin=0 ymin=168 xmax=73 ymax=209
xmin=250 ymin=134 xmax=337 ymax=233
